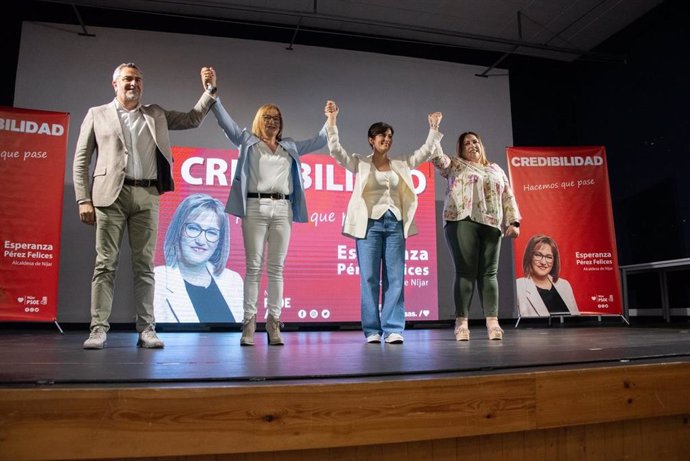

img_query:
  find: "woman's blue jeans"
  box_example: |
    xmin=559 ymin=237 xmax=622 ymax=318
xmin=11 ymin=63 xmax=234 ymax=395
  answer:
xmin=356 ymin=210 xmax=406 ymax=338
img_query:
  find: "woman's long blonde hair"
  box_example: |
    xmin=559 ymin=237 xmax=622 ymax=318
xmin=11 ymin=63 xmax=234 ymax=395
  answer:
xmin=251 ymin=104 xmax=283 ymax=141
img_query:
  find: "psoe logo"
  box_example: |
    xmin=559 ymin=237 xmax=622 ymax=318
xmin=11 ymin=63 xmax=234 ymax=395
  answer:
xmin=17 ymin=295 xmax=46 ymax=306
xmin=590 ymin=295 xmax=611 ymax=303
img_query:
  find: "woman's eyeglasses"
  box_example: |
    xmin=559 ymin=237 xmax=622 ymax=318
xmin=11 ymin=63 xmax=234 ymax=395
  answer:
xmin=262 ymin=115 xmax=280 ymax=124
xmin=532 ymin=251 xmax=554 ymax=263
xmin=184 ymin=222 xmax=220 ymax=243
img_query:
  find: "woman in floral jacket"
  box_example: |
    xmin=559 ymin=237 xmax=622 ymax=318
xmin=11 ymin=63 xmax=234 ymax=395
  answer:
xmin=432 ymin=131 xmax=521 ymax=341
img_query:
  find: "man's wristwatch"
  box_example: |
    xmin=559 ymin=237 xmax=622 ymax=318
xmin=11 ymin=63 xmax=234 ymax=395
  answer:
xmin=206 ymin=86 xmax=217 ymax=95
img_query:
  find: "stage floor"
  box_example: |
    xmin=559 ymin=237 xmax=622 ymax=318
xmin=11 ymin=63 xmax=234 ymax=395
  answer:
xmin=2 ymin=321 xmax=690 ymax=386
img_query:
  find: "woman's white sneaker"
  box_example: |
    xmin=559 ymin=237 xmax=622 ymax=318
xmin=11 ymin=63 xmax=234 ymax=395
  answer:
xmin=384 ymin=333 xmax=404 ymax=344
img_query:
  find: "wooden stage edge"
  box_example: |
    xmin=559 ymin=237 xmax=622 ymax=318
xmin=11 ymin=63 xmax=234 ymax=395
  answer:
xmin=2 ymin=359 xmax=690 ymax=460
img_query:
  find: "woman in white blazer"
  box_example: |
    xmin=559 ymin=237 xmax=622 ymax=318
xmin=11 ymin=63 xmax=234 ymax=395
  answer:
xmin=154 ymin=194 xmax=243 ymax=323
xmin=516 ymin=234 xmax=579 ymax=317
xmin=324 ymin=101 xmax=442 ymax=344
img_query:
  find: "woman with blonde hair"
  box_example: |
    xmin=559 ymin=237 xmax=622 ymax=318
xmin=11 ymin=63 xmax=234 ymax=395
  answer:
xmin=203 ymin=68 xmax=327 ymax=346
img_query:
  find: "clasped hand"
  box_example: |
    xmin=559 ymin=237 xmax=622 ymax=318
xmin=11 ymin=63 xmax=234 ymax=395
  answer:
xmin=200 ymin=67 xmax=216 ymax=89
xmin=428 ymin=112 xmax=442 ymax=129
xmin=325 ymin=101 xmax=442 ymax=130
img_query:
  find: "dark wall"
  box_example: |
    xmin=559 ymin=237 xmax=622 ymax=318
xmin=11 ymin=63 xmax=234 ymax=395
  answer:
xmin=509 ymin=0 xmax=690 ymax=266
xmin=578 ymin=0 xmax=690 ymax=265
xmin=509 ymin=58 xmax=579 ymax=147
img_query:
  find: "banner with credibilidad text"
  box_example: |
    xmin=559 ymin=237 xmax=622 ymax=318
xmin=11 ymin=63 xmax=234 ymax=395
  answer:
xmin=0 ymin=106 xmax=69 ymax=321
xmin=153 ymin=147 xmax=439 ymax=324
xmin=506 ymin=146 xmax=622 ymax=318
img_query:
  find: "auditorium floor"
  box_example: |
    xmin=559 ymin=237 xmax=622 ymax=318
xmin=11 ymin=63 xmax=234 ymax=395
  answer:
xmin=2 ymin=320 xmax=689 ymax=386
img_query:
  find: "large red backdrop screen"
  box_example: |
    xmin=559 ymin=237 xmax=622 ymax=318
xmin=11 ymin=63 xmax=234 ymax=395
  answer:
xmin=154 ymin=147 xmax=439 ymax=323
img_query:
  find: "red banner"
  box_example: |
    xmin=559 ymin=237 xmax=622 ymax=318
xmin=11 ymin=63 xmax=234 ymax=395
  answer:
xmin=0 ymin=106 xmax=69 ymax=321
xmin=507 ymin=146 xmax=622 ymax=317
xmin=154 ymin=147 xmax=438 ymax=323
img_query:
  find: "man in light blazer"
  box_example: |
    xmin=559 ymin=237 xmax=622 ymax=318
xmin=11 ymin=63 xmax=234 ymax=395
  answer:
xmin=73 ymin=63 xmax=217 ymax=349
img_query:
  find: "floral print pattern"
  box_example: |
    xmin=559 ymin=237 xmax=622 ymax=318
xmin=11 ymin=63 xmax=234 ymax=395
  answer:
xmin=432 ymin=147 xmax=521 ymax=232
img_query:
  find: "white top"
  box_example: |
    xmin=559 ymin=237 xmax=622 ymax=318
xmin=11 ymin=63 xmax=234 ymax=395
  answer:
xmin=247 ymin=140 xmax=292 ymax=195
xmin=115 ymin=100 xmax=157 ymax=180
xmin=326 ymin=125 xmax=442 ymax=239
xmin=364 ymin=168 xmax=403 ymax=221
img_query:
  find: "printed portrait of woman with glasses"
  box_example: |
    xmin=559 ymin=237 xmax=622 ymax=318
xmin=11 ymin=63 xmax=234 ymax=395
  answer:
xmin=515 ymin=234 xmax=579 ymax=317
xmin=154 ymin=194 xmax=244 ymax=323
